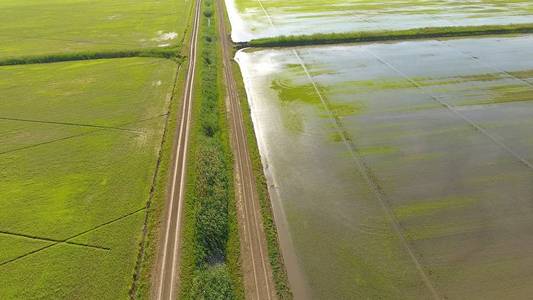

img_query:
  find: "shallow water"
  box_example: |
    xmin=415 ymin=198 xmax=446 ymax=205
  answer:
xmin=236 ymin=35 xmax=533 ymax=299
xmin=226 ymin=0 xmax=533 ymax=41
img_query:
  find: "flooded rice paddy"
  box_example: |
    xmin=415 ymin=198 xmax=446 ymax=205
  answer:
xmin=236 ymin=35 xmax=533 ymax=298
xmin=226 ymin=0 xmax=533 ymax=41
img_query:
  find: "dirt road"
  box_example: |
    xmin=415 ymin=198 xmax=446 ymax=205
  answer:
xmin=152 ymin=1 xmax=201 ymax=299
xmin=215 ymin=0 xmax=277 ymax=298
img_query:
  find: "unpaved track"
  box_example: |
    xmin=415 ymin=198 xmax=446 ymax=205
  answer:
xmin=152 ymin=0 xmax=201 ymax=299
xmin=216 ymin=0 xmax=277 ymax=298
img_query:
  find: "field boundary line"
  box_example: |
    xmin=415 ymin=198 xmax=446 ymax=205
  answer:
xmin=0 ymin=117 xmax=144 ymax=133
xmin=0 ymin=230 xmax=109 ymax=250
xmin=365 ymin=48 xmax=533 ymax=171
xmin=0 ymin=207 xmax=146 ymax=268
xmin=0 ymin=48 xmax=181 ymax=67
xmin=0 ymin=114 xmax=168 ymax=156
xmin=292 ymin=49 xmax=441 ymax=300
xmin=438 ymin=40 xmax=533 ymax=89
xmin=255 ymin=0 xmax=275 ymax=29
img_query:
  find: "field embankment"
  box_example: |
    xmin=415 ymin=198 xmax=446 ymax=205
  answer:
xmin=0 ymin=47 xmax=181 ymax=66
xmin=178 ymin=0 xmax=244 ymax=298
xmin=241 ymin=23 xmax=533 ymax=48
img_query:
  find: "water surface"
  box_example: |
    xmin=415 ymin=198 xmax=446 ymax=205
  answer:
xmin=227 ymin=0 xmax=533 ymax=41
xmin=236 ymin=35 xmax=533 ymax=299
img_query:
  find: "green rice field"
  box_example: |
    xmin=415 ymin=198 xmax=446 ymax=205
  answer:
xmin=0 ymin=0 xmax=189 ymax=297
xmin=0 ymin=0 xmax=190 ymax=59
xmin=226 ymin=0 xmax=533 ymax=41
xmin=0 ymin=58 xmax=177 ymax=299
xmin=236 ymin=35 xmax=533 ymax=299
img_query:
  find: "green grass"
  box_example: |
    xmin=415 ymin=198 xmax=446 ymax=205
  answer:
xmin=179 ymin=0 xmax=244 ymax=298
xmin=244 ymin=23 xmax=533 ymax=48
xmin=0 ymin=0 xmax=190 ymax=60
xmin=0 ymin=58 xmax=177 ymax=299
xmin=0 ymin=47 xmax=182 ymax=66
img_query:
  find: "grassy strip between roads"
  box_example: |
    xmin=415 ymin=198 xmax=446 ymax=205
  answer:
xmin=0 ymin=47 xmax=181 ymax=66
xmin=243 ymin=23 xmax=533 ymax=48
xmin=179 ymin=0 xmax=244 ymax=298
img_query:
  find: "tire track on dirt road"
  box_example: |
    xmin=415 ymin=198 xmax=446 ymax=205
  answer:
xmin=215 ymin=0 xmax=276 ymax=298
xmin=152 ymin=0 xmax=201 ymax=299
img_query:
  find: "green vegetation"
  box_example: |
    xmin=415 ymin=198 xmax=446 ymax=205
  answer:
xmin=244 ymin=23 xmax=533 ymax=48
xmin=0 ymin=47 xmax=181 ymax=66
xmin=179 ymin=0 xmax=244 ymax=298
xmin=0 ymin=0 xmax=194 ymax=298
xmin=0 ymin=0 xmax=190 ymax=59
xmin=0 ymin=58 xmax=177 ymax=299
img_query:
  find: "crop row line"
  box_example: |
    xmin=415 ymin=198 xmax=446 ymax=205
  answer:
xmin=0 ymin=230 xmax=109 ymax=250
xmin=0 ymin=116 xmax=143 ymax=133
xmin=292 ymin=49 xmax=441 ymax=299
xmin=0 ymin=113 xmax=168 ymax=156
xmin=365 ymin=47 xmax=533 ymax=171
xmin=0 ymin=207 xmax=146 ymax=268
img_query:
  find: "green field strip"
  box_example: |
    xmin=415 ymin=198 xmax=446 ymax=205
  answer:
xmin=129 ymin=67 xmax=181 ymax=299
xmin=0 ymin=47 xmax=180 ymax=67
xmin=69 ymin=207 xmax=145 ymax=251
xmin=0 ymin=114 xmax=168 ymax=156
xmin=0 ymin=235 xmax=138 ymax=299
xmin=0 ymin=58 xmax=176 ymax=128
xmin=0 ymin=121 xmax=91 ymax=154
xmin=0 ymin=116 xmax=143 ymax=133
xmin=0 ymin=123 xmax=162 ymax=238
xmin=244 ymin=24 xmax=533 ymax=48
xmin=0 ymin=207 xmax=145 ymax=268
xmin=0 ymin=235 xmax=53 ymax=264
xmin=0 ymin=230 xmax=109 ymax=250
xmin=0 ymin=0 xmax=190 ymax=59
